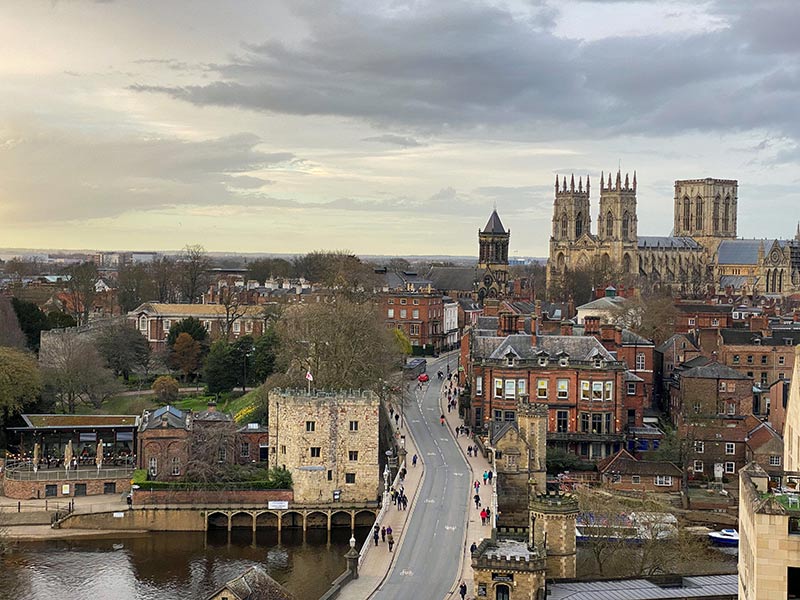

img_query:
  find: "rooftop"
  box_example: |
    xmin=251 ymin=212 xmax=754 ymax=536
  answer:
xmin=548 ymin=574 xmax=737 ymax=600
xmin=16 ymin=414 xmax=138 ymax=430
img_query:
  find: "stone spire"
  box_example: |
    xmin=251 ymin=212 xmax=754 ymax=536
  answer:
xmin=616 ymin=169 xmax=622 ymax=190
xmin=555 ymin=174 xmax=559 ymax=194
xmin=633 ymin=171 xmax=637 ymax=192
xmin=570 ymin=174 xmax=575 ymax=192
xmin=586 ymin=175 xmax=590 ymax=194
xmin=624 ymin=173 xmax=629 ymax=190
xmin=578 ymin=176 xmax=582 ymax=193
xmin=599 ymin=171 xmax=604 ymax=192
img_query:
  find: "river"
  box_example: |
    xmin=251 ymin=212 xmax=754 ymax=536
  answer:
xmin=0 ymin=527 xmax=371 ymax=600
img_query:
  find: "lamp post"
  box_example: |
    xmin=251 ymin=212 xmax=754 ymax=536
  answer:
xmin=344 ymin=534 xmax=360 ymax=579
xmin=242 ymin=347 xmax=254 ymax=393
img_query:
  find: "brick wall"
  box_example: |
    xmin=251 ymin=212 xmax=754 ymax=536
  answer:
xmin=133 ymin=488 xmax=292 ymax=505
xmin=4 ymin=476 xmax=131 ymax=500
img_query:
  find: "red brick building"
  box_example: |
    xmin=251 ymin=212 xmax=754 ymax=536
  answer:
xmin=597 ymin=449 xmax=682 ymax=493
xmin=380 ymin=288 xmax=444 ymax=354
xmin=674 ymin=302 xmax=733 ymax=333
xmin=745 ymin=421 xmax=784 ymax=484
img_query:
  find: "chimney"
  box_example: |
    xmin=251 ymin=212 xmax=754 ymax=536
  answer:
xmin=534 ymin=300 xmax=543 ymax=320
xmin=749 ymin=315 xmax=768 ymax=333
xmin=584 ymin=316 xmax=600 ymax=336
xmin=600 ymin=324 xmax=616 ymax=346
xmin=530 ymin=316 xmax=538 ymax=347
xmin=516 ymin=315 xmax=526 ymax=334
xmin=560 ymin=320 xmax=574 ymax=336
xmin=498 ymin=312 xmax=515 ymax=336
xmin=615 ymin=326 xmax=622 ymax=347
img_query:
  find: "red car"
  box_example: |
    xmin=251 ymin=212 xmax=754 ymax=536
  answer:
xmin=417 ymin=373 xmax=429 ymax=383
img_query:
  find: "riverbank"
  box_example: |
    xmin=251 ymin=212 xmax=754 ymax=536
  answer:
xmin=5 ymin=524 xmax=149 ymax=541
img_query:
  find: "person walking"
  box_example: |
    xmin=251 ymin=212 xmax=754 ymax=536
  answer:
xmin=412 ymin=454 xmax=418 ymax=467
xmin=402 ymin=494 xmax=408 ymax=510
xmin=373 ymin=526 xmax=380 ymax=546
xmin=440 ymin=414 xmax=445 ymax=426
xmin=387 ymin=533 xmax=395 ymax=552
xmin=480 ymin=508 xmax=487 ymax=525
xmin=483 ymin=470 xmax=488 ymax=485
xmin=474 ymin=493 xmax=481 ymax=509
xmin=470 ymin=541 xmax=478 ymax=554
xmin=485 ymin=507 xmax=491 ymax=525
xmin=395 ymin=413 xmax=400 ymax=427
xmin=487 ymin=469 xmax=493 ymax=485
xmin=381 ymin=526 xmax=386 ymax=543
xmin=459 ymin=581 xmax=467 ymax=600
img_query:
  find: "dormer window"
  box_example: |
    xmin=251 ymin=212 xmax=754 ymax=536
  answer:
xmin=593 ymin=357 xmax=603 ymax=369
xmin=559 ymin=355 xmax=569 ymax=367
xmin=505 ymin=351 xmax=516 ymax=367
xmin=786 ymin=339 xmax=794 ymax=346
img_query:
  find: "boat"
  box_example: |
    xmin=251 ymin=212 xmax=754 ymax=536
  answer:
xmin=707 ymin=529 xmax=739 ymax=547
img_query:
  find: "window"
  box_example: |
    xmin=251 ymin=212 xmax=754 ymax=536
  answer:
xmin=725 ymin=442 xmax=735 ymax=455
xmin=475 ymin=376 xmax=483 ymax=395
xmin=688 ymin=318 xmax=696 ymax=326
xmin=580 ymin=413 xmax=589 ymax=433
xmin=537 ymin=380 xmax=548 ymax=399
xmin=103 ymin=482 xmax=116 ymax=494
xmin=412 ymin=309 xmax=419 ymax=319
xmin=494 ymin=378 xmax=503 ymax=398
xmin=171 ymin=457 xmax=181 ymax=476
xmin=631 ymin=475 xmax=641 ymax=484
xmin=388 ymin=298 xmax=394 ymax=305
xmin=727 ymin=402 xmax=736 ymax=415
xmin=412 ymin=299 xmax=419 ymax=305
xmin=148 ymin=457 xmax=158 ymax=477
xmin=592 ymin=382 xmax=603 ymax=400
xmin=557 ymin=379 xmax=569 ymax=399
xmin=592 ymin=414 xmax=603 ymax=434
xmin=693 ymin=402 xmax=701 ymax=414
xmin=327 ymin=470 xmax=333 ymax=481
xmin=310 ymin=447 xmax=321 ymax=458
xmin=729 ymin=383 xmax=736 ymax=392
xmin=202 ymin=320 xmax=211 ymax=331
xmin=604 ymin=381 xmax=613 ymax=401
xmin=581 ymin=381 xmax=591 ymax=401
xmin=725 ymin=462 xmax=735 ymax=474
xmin=605 ymin=413 xmax=612 ymax=434
xmin=400 ymin=298 xmax=407 ymax=305
xmin=627 ymin=382 xmax=636 ymax=395
xmin=306 ymin=421 xmax=316 ymax=432
xmin=409 ymin=324 xmax=420 ymax=336
xmin=388 ymin=308 xmax=395 ymax=318
xmin=281 ymin=445 xmax=286 ymax=455
xmin=245 ymin=320 xmax=253 ymax=333
xmin=635 ymin=353 xmax=645 ymax=370
xmin=557 ymin=411 xmax=568 ymax=433
xmin=655 ymin=475 xmax=672 ymax=486
xmin=349 ymin=420 xmax=359 ymax=431
xmin=138 ymin=315 xmax=147 ymax=331
xmin=780 ymin=356 xmax=786 ymax=366
xmin=506 ymin=454 xmax=517 ymax=468
xmin=232 ymin=321 xmax=241 ymax=333
xmin=240 ymin=442 xmax=250 ymax=458
xmin=345 ymin=473 xmax=356 ymax=484
xmin=504 ymin=379 xmax=516 ymax=399
xmin=400 ymin=309 xmax=407 ymax=319
xmin=694 ymin=441 xmax=704 ymax=453
xmin=747 ymin=355 xmax=753 ymax=364
xmin=733 ymin=354 xmax=740 ymax=364
xmin=504 ymin=411 xmax=516 ymax=422
xmin=349 ymin=451 xmax=359 ymax=461
xmin=163 ymin=319 xmax=171 ymax=331
xmin=517 ymin=379 xmax=526 ymax=396
xmin=218 ymin=447 xmax=227 ymax=463
xmin=761 ymin=354 xmax=768 ymax=365
xmin=770 ymin=455 xmax=782 ymax=466
xmin=719 ymin=381 xmax=727 ymax=392
xmin=694 ymin=460 xmax=704 ymax=472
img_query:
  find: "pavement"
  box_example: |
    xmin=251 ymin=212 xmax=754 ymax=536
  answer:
xmin=339 ymin=353 xmax=494 ymax=600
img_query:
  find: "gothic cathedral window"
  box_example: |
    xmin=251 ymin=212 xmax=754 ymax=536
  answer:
xmin=606 ymin=211 xmax=614 ymax=239
xmin=695 ymin=197 xmax=703 ymax=231
xmin=622 ymin=211 xmax=630 ymax=241
xmin=713 ymin=196 xmax=720 ymax=233
xmin=575 ymin=212 xmax=583 ymax=238
xmin=723 ymin=196 xmax=730 ymax=233
xmin=560 ymin=213 xmax=568 ymax=239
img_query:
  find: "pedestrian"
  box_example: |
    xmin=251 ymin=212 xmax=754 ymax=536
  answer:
xmin=467 ymin=445 xmax=472 ymax=457
xmin=447 ymin=401 xmax=451 ymax=413
xmin=480 ymin=508 xmax=487 ymax=525
xmin=373 ymin=526 xmax=380 ymax=546
xmin=381 ymin=526 xmax=386 ymax=542
xmin=395 ymin=413 xmax=400 ymax=427
xmin=386 ymin=526 xmax=392 ymax=536
xmin=459 ymin=581 xmax=467 ymax=600
xmin=485 ymin=507 xmax=491 ymax=524
xmin=487 ymin=470 xmax=493 ymax=485
xmin=387 ymin=533 xmax=394 ymax=552
xmin=412 ymin=454 xmax=418 ymax=467
xmin=470 ymin=542 xmax=478 ymax=554
xmin=390 ymin=406 xmax=394 ymax=419
xmin=474 ymin=493 xmax=481 ymax=509
xmin=474 ymin=480 xmax=480 ymax=493
xmin=402 ymin=495 xmax=408 ymax=510
xmin=440 ymin=414 xmax=445 ymax=426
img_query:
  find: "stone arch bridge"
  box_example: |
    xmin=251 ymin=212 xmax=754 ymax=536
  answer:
xmin=204 ymin=504 xmax=379 ymax=532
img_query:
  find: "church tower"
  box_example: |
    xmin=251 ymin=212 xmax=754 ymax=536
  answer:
xmin=551 ymin=174 xmax=591 ymax=243
xmin=598 ymin=170 xmax=638 ymax=275
xmin=477 ymin=210 xmax=510 ymax=302
xmin=673 ymin=178 xmax=738 ymax=254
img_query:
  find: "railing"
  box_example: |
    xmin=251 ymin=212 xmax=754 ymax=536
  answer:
xmin=0 ymin=500 xmax=73 ymax=513
xmin=357 ymin=457 xmax=406 ymax=567
xmin=5 ymin=466 xmax=134 ymax=481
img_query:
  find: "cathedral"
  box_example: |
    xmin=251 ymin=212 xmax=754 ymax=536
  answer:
xmin=546 ymin=172 xmax=800 ymax=296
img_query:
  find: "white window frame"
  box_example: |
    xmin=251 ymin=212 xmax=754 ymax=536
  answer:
xmin=517 ymin=379 xmax=526 ymax=396
xmin=475 ymin=376 xmax=483 ymax=396
xmin=400 ymin=309 xmax=407 ymax=319
xmin=693 ymin=460 xmax=704 ymax=472
xmin=592 ymin=381 xmax=603 ymax=401
xmin=494 ymin=378 xmax=503 ymax=398
xmin=581 ymin=381 xmax=591 ymax=401
xmin=695 ymin=441 xmax=704 ymax=453
xmin=245 ymin=320 xmax=253 ymax=333
xmin=163 ymin=319 xmax=171 ymax=331
xmin=631 ymin=475 xmax=641 ymax=484
xmin=556 ymin=379 xmax=569 ymax=399
xmin=688 ymin=318 xmax=696 ymax=326
xmin=627 ymin=382 xmax=636 ymax=395
xmin=725 ymin=462 xmax=735 ymax=474
xmin=171 ymin=457 xmax=181 ymax=476
xmin=139 ymin=316 xmax=148 ymax=332
xmin=537 ymin=379 xmax=548 ymax=399
xmin=412 ymin=309 xmax=419 ymax=319
xmin=725 ymin=442 xmax=735 ymax=455
xmin=635 ymin=352 xmax=645 ymax=370
xmin=604 ymin=381 xmax=613 ymax=401
xmin=770 ymin=455 xmax=781 ymax=466
xmin=349 ymin=420 xmax=359 ymax=431
xmin=655 ymin=475 xmax=672 ymax=487
xmin=388 ymin=308 xmax=394 ymax=318
xmin=148 ymin=457 xmax=157 ymax=477
xmin=232 ymin=321 xmax=241 ymax=333
xmin=504 ymin=379 xmax=516 ymax=399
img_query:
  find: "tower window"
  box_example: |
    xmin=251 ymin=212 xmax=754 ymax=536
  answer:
xmin=695 ymin=197 xmax=703 ymax=230
xmin=606 ymin=211 xmax=613 ymax=238
xmin=560 ymin=212 xmax=568 ymax=239
xmin=622 ymin=211 xmax=630 ymax=241
xmin=683 ymin=197 xmax=690 ymax=230
xmin=575 ymin=212 xmax=583 ymax=238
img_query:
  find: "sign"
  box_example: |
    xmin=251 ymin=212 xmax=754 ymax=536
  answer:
xmin=492 ymin=573 xmax=514 ymax=583
xmin=113 ymin=512 xmax=125 ymax=518
xmin=268 ymin=500 xmax=289 ymax=510
xmin=61 ymin=484 xmax=70 ymax=496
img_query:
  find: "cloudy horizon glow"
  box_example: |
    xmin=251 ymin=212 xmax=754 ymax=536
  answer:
xmin=1 ymin=0 xmax=798 ymax=257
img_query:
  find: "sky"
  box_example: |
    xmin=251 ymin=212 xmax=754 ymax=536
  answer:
xmin=0 ymin=0 xmax=799 ymax=257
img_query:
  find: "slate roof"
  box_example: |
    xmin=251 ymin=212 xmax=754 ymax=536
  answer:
xmin=621 ymin=329 xmax=653 ymax=345
xmin=719 ymin=275 xmax=750 ymax=289
xmin=139 ymin=405 xmax=187 ymax=431
xmin=193 ymin=408 xmax=233 ymax=422
xmin=129 ymin=303 xmax=266 ymax=318
xmin=208 ymin=565 xmax=295 ymax=600
xmin=624 ymin=371 xmax=644 ymax=382
xmin=478 ymin=333 xmax=617 ymax=362
xmin=427 ymin=266 xmax=478 ymax=292
xmin=746 ymin=422 xmax=781 ymax=451
xmin=674 ymin=303 xmax=733 ymax=314
xmin=457 ymin=297 xmax=482 ymax=312
xmin=720 ymin=328 xmax=800 ymax=346
xmin=483 ymin=210 xmax=507 ymax=234
xmin=597 ymin=450 xmax=681 ymax=477
xmin=681 ymin=362 xmax=751 ymax=380
xmin=716 ymin=239 xmax=787 ymax=265
xmin=548 ymin=574 xmax=738 ymax=600
xmin=577 ymin=297 xmax=626 ymax=311
xmin=17 ymin=414 xmax=138 ymax=430
xmin=637 ymin=236 xmax=701 ymax=249
xmin=656 ymin=333 xmax=699 ymax=354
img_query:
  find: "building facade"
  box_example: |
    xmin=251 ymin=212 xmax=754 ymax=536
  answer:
xmin=380 ymin=288 xmax=444 ymax=354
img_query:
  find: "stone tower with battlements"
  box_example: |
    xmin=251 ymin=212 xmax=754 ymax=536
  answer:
xmin=529 ymin=491 xmax=579 ymax=579
xmin=673 ymin=178 xmax=737 ymax=254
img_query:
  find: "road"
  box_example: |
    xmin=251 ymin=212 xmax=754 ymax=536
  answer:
xmin=372 ymin=356 xmax=469 ymax=599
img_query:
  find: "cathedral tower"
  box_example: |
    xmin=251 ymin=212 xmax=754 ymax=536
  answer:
xmin=673 ymin=178 xmax=738 ymax=254
xmin=551 ymin=174 xmax=591 ymax=243
xmin=598 ymin=170 xmax=638 ymax=275
xmin=477 ymin=210 xmax=510 ymax=302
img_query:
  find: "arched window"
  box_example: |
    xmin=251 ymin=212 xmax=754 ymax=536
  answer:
xmin=723 ymin=196 xmax=731 ymax=232
xmin=496 ymin=584 xmax=511 ymax=600
xmin=713 ymin=196 xmax=720 ymax=233
xmin=683 ymin=197 xmax=690 ymax=231
xmin=575 ymin=212 xmax=583 ymax=238
xmin=560 ymin=212 xmax=568 ymax=239
xmin=696 ymin=197 xmax=703 ymax=231
xmin=623 ymin=254 xmax=632 ymax=273
xmin=606 ymin=211 xmax=614 ymax=238
xmin=622 ymin=211 xmax=630 ymax=241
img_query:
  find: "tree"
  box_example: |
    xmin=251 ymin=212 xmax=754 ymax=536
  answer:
xmin=152 ymin=375 xmax=180 ymax=403
xmin=184 ymin=418 xmax=238 ymax=483
xmin=292 ymin=251 xmax=379 ymax=299
xmin=96 ymin=320 xmax=151 ymax=380
xmin=166 ymin=317 xmax=208 ymax=348
xmin=218 ymin=285 xmax=247 ymax=341
xmin=148 ymin=256 xmax=180 ymax=303
xmin=231 ymin=335 xmax=255 ymax=391
xmin=63 ymin=261 xmax=99 ymax=326
xmin=117 ymin=263 xmax=155 ymax=312
xmin=0 ymin=347 xmax=42 ymax=415
xmin=47 ymin=311 xmax=76 ymax=329
xmin=275 ymin=298 xmax=401 ymax=391
xmin=252 ymin=326 xmax=279 ymax=384
xmin=179 ymin=244 xmax=210 ymax=303
xmin=170 ymin=332 xmax=202 ymax=382
xmin=246 ymin=257 xmax=292 ymax=283
xmin=392 ymin=327 xmax=412 ymax=357
xmin=0 ymin=297 xmax=26 ymax=349
xmin=11 ymin=297 xmax=49 ymax=351
xmin=204 ymin=340 xmax=238 ymax=394
xmin=611 ymin=294 xmax=678 ymax=345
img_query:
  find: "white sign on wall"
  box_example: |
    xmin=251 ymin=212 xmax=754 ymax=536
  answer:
xmin=268 ymin=501 xmax=289 ymax=510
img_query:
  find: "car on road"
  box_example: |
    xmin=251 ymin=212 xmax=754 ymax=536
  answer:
xmin=418 ymin=373 xmax=429 ymax=382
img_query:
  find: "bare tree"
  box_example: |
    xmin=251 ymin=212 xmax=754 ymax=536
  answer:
xmin=179 ymin=245 xmax=211 ymax=304
xmin=184 ymin=419 xmax=238 ymax=483
xmin=218 ymin=285 xmax=248 ymax=341
xmin=148 ymin=256 xmax=180 ymax=303
xmin=0 ymin=297 xmax=26 ymax=349
xmin=63 ymin=262 xmax=99 ymax=326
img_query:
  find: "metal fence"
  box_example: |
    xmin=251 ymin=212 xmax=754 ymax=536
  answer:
xmin=5 ymin=467 xmax=134 ymax=482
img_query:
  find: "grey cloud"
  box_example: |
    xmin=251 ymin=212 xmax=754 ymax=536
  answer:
xmin=362 ymin=134 xmax=423 ymax=147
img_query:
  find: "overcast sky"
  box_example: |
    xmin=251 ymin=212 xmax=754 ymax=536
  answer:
xmin=1 ymin=0 xmax=798 ymax=257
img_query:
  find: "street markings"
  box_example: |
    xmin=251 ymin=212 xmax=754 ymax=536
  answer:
xmin=444 ymin=526 xmax=456 ymax=531
xmin=452 ymin=472 xmax=464 ymax=477
xmin=401 ymin=569 xmax=414 ymax=576
xmin=424 ymin=498 xmax=436 ymax=504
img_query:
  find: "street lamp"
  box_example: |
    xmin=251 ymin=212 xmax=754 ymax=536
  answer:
xmin=242 ymin=347 xmax=255 ymax=392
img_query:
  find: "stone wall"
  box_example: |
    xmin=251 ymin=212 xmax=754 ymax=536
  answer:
xmin=59 ymin=507 xmax=207 ymax=531
xmin=4 ymin=476 xmax=131 ymax=500
xmin=133 ymin=488 xmax=292 ymax=505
